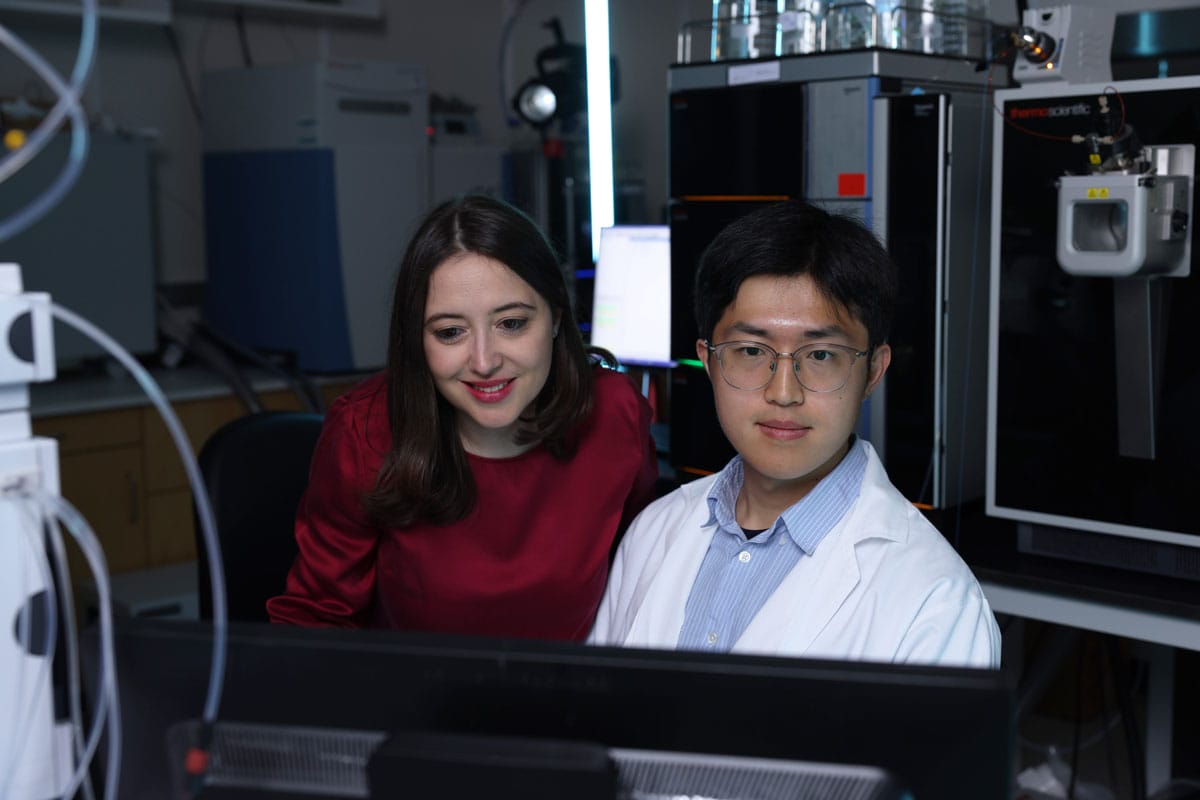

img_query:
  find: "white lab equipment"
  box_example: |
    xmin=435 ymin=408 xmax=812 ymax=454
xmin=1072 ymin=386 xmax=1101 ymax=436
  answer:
xmin=988 ymin=74 xmax=1200 ymax=574
xmin=1056 ymin=144 xmax=1193 ymax=280
xmin=0 ymin=262 xmax=70 ymax=799
xmin=1011 ymin=5 xmax=1116 ymax=86
xmin=202 ymin=60 xmax=430 ymax=372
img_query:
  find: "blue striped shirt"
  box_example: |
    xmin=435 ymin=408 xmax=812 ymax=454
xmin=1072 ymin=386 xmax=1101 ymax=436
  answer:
xmin=676 ymin=440 xmax=868 ymax=652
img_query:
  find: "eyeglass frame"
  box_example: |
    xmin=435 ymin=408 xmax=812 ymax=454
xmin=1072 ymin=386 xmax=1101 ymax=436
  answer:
xmin=702 ymin=339 xmax=870 ymax=393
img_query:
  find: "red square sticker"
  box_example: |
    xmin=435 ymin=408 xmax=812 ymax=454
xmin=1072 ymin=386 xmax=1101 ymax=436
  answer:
xmin=838 ymin=173 xmax=867 ymax=197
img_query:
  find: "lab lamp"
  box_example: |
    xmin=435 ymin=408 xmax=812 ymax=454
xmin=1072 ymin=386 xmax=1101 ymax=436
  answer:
xmin=511 ymin=9 xmax=617 ymax=265
xmin=511 ymin=19 xmax=587 ymax=129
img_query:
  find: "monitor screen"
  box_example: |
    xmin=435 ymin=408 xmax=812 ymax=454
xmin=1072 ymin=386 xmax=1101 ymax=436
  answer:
xmin=85 ymin=619 xmax=1014 ymax=800
xmin=589 ymin=225 xmax=673 ymax=367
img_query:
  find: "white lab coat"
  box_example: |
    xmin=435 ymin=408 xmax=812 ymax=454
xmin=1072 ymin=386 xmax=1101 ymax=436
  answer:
xmin=589 ymin=440 xmax=1001 ymax=668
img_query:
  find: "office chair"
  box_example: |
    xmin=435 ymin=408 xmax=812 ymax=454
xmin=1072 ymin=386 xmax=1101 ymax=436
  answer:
xmin=193 ymin=411 xmax=325 ymax=622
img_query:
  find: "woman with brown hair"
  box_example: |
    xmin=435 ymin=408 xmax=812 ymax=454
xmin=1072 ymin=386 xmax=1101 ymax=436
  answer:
xmin=267 ymin=195 xmax=659 ymax=638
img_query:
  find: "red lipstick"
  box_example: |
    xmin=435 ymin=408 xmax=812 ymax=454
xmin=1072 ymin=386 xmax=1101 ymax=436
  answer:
xmin=465 ymin=378 xmax=515 ymax=404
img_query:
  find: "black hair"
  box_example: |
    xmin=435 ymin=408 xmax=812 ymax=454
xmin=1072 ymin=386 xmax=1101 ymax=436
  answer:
xmin=693 ymin=200 xmax=897 ymax=353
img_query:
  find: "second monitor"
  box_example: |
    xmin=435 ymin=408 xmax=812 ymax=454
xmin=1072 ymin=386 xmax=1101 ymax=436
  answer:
xmin=589 ymin=225 xmax=673 ymax=367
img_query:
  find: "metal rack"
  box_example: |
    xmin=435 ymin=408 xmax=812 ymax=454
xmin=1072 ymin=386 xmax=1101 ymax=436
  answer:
xmin=0 ymin=0 xmax=383 ymax=25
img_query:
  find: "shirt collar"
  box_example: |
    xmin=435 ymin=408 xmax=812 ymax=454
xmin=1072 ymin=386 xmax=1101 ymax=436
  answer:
xmin=704 ymin=437 xmax=867 ymax=554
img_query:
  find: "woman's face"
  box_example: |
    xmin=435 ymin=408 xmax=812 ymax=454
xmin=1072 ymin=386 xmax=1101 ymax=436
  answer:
xmin=422 ymin=253 xmax=558 ymax=458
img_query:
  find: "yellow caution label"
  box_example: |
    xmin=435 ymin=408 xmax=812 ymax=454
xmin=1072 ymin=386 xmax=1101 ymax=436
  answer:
xmin=3 ymin=128 xmax=26 ymax=151
xmin=1086 ymin=187 xmax=1110 ymax=199
xmin=1088 ymin=153 xmax=1102 ymax=165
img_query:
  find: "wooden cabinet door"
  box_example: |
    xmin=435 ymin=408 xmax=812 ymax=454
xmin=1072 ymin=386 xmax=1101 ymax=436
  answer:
xmin=34 ymin=408 xmax=147 ymax=576
xmin=57 ymin=445 xmax=147 ymax=576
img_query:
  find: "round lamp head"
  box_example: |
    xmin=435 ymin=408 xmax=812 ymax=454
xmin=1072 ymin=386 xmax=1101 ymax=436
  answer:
xmin=515 ymin=81 xmax=558 ymax=127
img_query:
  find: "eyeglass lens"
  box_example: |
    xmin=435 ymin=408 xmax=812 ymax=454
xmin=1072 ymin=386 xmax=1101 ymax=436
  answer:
xmin=718 ymin=343 xmax=858 ymax=392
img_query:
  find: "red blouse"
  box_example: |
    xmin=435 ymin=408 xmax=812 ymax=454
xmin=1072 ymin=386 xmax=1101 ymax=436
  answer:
xmin=266 ymin=368 xmax=659 ymax=640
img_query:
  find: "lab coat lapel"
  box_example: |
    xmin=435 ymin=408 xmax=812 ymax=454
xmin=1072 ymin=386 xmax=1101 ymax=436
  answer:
xmin=624 ymin=500 xmax=714 ymax=646
xmin=733 ymin=445 xmax=901 ymax=657
xmin=733 ymin=515 xmax=862 ymax=656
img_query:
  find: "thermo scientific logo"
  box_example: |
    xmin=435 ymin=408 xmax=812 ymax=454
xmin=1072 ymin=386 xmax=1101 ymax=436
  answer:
xmin=1009 ymin=102 xmax=1092 ymax=120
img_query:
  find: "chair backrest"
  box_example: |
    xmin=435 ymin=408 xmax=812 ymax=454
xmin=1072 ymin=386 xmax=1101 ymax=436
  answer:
xmin=193 ymin=410 xmax=325 ymax=622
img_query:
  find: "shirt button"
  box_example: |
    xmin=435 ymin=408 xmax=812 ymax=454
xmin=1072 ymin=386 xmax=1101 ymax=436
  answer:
xmin=707 ymin=632 xmax=718 ymax=644
xmin=738 ymin=551 xmax=751 ymax=563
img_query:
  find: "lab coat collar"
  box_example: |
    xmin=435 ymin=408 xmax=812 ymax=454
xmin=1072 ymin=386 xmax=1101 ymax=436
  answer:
xmin=703 ymin=441 xmax=868 ymax=556
xmin=618 ymin=440 xmax=910 ymax=656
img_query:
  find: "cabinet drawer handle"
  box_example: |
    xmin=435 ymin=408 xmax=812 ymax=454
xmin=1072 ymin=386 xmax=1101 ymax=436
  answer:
xmin=127 ymin=472 xmax=139 ymax=525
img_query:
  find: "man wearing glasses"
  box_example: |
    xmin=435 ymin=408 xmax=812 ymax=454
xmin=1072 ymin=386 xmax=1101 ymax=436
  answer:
xmin=590 ymin=201 xmax=1000 ymax=668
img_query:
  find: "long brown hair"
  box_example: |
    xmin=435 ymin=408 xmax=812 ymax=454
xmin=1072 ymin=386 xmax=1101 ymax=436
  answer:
xmin=363 ymin=195 xmax=595 ymax=527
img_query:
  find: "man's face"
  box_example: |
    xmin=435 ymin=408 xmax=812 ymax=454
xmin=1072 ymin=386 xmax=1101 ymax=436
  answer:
xmin=697 ymin=273 xmax=890 ymax=498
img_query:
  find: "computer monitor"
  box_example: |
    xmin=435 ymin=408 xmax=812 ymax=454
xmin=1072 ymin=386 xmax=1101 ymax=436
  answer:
xmin=589 ymin=225 xmax=673 ymax=367
xmin=85 ymin=619 xmax=1013 ymax=799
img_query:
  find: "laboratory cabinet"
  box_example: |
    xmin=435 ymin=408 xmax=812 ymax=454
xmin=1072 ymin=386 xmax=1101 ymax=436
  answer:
xmin=31 ymin=377 xmax=359 ymax=588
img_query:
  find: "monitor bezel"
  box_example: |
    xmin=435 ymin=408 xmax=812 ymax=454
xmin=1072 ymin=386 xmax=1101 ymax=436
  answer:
xmin=85 ymin=618 xmax=1014 ymax=800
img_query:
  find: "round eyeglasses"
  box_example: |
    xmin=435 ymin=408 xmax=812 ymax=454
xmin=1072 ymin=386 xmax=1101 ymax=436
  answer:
xmin=704 ymin=340 xmax=868 ymax=393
